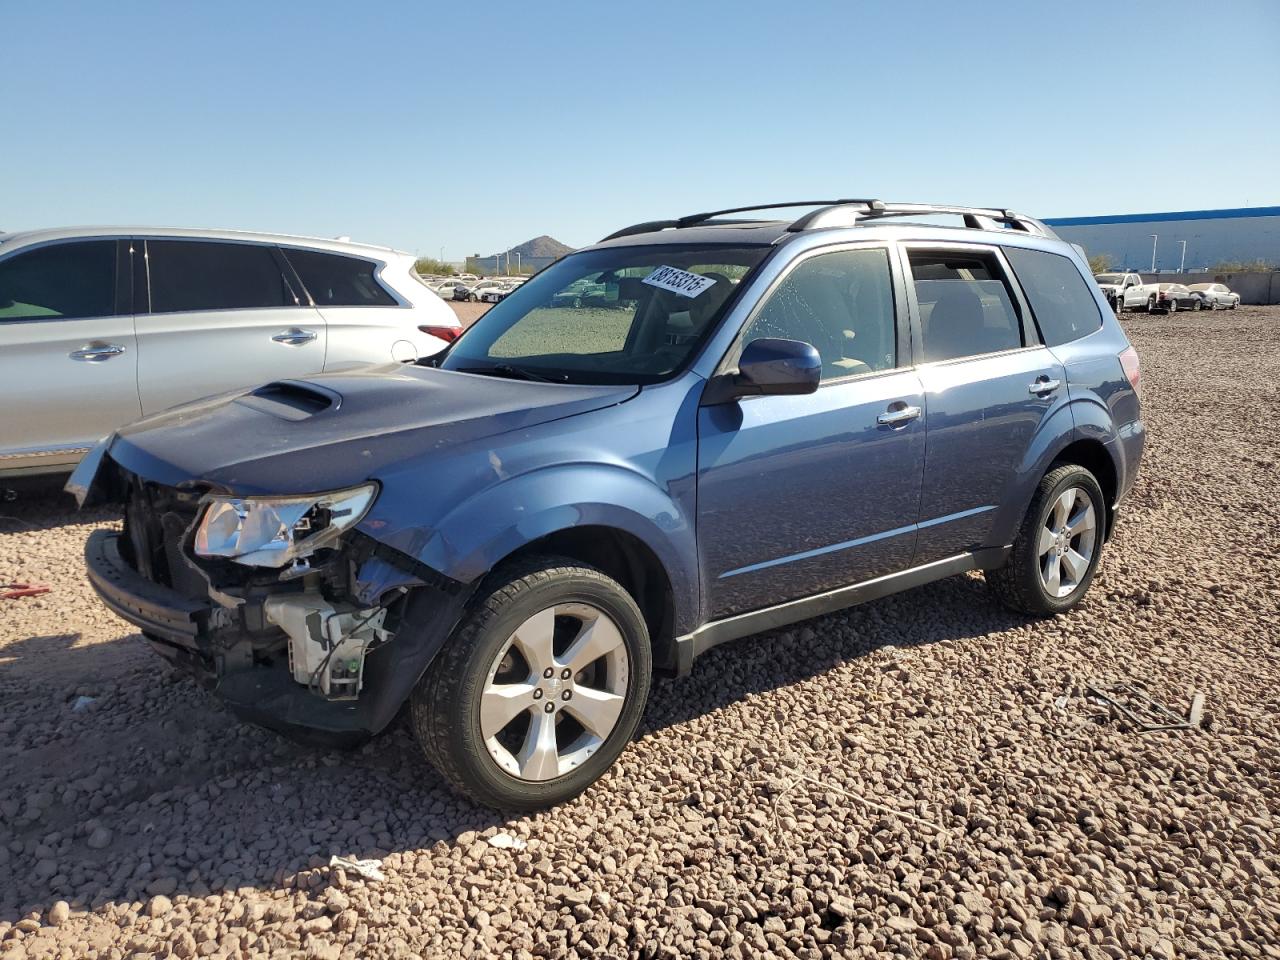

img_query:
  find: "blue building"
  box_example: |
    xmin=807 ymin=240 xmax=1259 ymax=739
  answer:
xmin=1044 ymin=206 xmax=1280 ymax=272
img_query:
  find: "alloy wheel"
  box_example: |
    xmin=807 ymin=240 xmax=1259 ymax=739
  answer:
xmin=479 ymin=603 xmax=630 ymax=781
xmin=1037 ymin=487 xmax=1098 ymax=598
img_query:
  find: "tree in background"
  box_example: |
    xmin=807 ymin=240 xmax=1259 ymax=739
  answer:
xmin=1087 ymin=252 xmax=1113 ymax=274
xmin=413 ymin=257 xmax=455 ymax=276
xmin=1211 ymin=258 xmax=1276 ymax=273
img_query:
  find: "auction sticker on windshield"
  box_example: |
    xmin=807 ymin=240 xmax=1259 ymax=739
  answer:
xmin=643 ymin=265 xmax=717 ymax=298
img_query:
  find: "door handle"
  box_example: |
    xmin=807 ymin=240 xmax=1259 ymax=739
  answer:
xmin=876 ymin=403 xmax=921 ymax=427
xmin=1028 ymin=377 xmax=1061 ymax=395
xmin=272 ymin=328 xmax=317 ymax=346
xmin=70 ymin=343 xmax=126 ymax=362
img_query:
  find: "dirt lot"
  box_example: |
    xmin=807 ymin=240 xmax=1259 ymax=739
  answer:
xmin=1 ymin=307 xmax=1277 ymax=960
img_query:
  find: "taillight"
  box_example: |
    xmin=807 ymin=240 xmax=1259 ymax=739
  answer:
xmin=419 ymin=325 xmax=461 ymax=343
xmin=1119 ymin=346 xmax=1141 ymax=394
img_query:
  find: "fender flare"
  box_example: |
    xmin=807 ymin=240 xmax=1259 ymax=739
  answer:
xmin=408 ymin=463 xmax=699 ymax=632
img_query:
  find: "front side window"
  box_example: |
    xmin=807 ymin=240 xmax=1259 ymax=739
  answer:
xmin=282 ymin=248 xmax=396 ymax=306
xmin=909 ymin=250 xmax=1023 ymax=363
xmin=147 ymin=240 xmax=292 ymax=313
xmin=440 ymin=244 xmax=771 ymax=384
xmin=0 ymin=241 xmax=115 ymax=322
xmin=1005 ymin=246 xmax=1104 ymax=347
xmin=735 ymin=247 xmax=897 ymax=381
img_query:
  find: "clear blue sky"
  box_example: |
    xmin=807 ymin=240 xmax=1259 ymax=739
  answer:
xmin=5 ymin=0 xmax=1278 ymax=259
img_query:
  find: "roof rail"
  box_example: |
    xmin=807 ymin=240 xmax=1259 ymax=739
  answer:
xmin=599 ymin=199 xmax=883 ymax=242
xmin=787 ymin=201 xmax=1058 ymax=237
xmin=599 ymin=200 xmax=1057 ymax=243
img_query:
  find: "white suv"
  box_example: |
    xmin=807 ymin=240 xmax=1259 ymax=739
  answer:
xmin=0 ymin=227 xmax=461 ymax=478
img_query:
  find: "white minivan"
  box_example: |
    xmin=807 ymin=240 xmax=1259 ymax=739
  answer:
xmin=0 ymin=227 xmax=461 ymax=478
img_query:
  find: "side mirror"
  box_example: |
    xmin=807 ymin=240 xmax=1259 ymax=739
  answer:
xmin=705 ymin=338 xmax=821 ymax=404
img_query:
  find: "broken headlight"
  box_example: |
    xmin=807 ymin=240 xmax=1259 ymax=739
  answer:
xmin=193 ymin=483 xmax=377 ymax=568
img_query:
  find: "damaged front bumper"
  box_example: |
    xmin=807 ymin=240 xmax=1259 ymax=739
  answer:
xmin=83 ymin=474 xmax=471 ymax=742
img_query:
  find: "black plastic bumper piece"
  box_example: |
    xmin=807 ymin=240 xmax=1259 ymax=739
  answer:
xmin=85 ymin=530 xmax=212 ymax=649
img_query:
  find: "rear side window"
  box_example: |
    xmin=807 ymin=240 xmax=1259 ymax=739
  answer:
xmin=282 ymin=249 xmax=397 ymax=306
xmin=147 ymin=240 xmax=292 ymax=313
xmin=909 ymin=250 xmax=1023 ymax=363
xmin=0 ymin=241 xmax=116 ymax=321
xmin=1005 ymin=246 xmax=1103 ymax=346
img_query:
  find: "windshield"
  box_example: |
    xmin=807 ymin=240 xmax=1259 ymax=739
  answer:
xmin=1095 ymin=274 xmax=1124 ymax=284
xmin=439 ymin=244 xmax=772 ymax=384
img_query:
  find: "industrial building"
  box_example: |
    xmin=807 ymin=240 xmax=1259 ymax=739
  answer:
xmin=1044 ymin=206 xmax=1280 ymax=272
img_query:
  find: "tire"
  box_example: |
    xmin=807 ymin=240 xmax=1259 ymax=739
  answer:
xmin=411 ymin=556 xmax=652 ymax=809
xmin=985 ymin=464 xmax=1106 ymax=616
xmin=1167 ymin=299 xmax=1178 ymax=313
xmin=1230 ymin=301 xmax=1238 ymax=310
xmin=1192 ymin=298 xmax=1202 ymax=311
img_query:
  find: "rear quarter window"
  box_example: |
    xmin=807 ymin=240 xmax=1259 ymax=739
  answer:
xmin=282 ymin=249 xmax=397 ymax=307
xmin=1005 ymin=246 xmax=1104 ymax=347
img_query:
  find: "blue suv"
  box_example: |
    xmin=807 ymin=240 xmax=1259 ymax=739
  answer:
xmin=72 ymin=200 xmax=1144 ymax=808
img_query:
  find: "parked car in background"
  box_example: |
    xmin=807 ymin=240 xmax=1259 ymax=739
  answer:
xmin=463 ymin=279 xmax=513 ymax=303
xmin=451 ymin=282 xmax=475 ymax=302
xmin=428 ymin=278 xmax=472 ymax=301
xmin=1093 ymin=272 xmax=1161 ymax=312
xmin=73 ymin=199 xmax=1143 ymax=809
xmin=0 ymin=227 xmax=460 ymax=479
xmin=1152 ymin=283 xmax=1201 ymax=313
xmin=1187 ymin=282 xmax=1240 ymax=310
xmin=477 ymin=280 xmax=518 ymax=303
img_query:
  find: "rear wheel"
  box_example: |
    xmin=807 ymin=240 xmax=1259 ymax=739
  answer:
xmin=1192 ymin=298 xmax=1202 ymax=311
xmin=1146 ymin=294 xmax=1157 ymax=313
xmin=986 ymin=464 xmax=1106 ymax=616
xmin=411 ymin=557 xmax=652 ymax=809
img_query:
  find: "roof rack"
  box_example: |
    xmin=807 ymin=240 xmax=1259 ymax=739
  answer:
xmin=600 ymin=200 xmax=1058 ymax=242
xmin=599 ymin=200 xmax=882 ymax=242
xmin=787 ymin=201 xmax=1057 ymax=237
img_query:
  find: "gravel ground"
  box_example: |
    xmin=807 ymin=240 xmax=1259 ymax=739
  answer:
xmin=1 ymin=306 xmax=1277 ymax=960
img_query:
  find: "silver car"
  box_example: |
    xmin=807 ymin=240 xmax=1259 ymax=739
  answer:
xmin=0 ymin=227 xmax=461 ymax=479
xmin=1186 ymin=282 xmax=1240 ymax=310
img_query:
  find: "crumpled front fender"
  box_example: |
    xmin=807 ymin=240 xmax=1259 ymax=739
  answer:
xmin=363 ymin=462 xmax=700 ymax=635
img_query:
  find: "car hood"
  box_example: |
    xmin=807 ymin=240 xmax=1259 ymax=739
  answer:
xmin=105 ymin=364 xmax=638 ymax=495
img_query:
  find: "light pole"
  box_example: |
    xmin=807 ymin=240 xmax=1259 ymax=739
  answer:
xmin=1149 ymin=234 xmax=1158 ymax=273
xmin=439 ymin=245 xmax=444 ymax=265
xmin=1177 ymin=240 xmax=1187 ymax=274
xmin=516 ymin=252 xmax=521 ymax=274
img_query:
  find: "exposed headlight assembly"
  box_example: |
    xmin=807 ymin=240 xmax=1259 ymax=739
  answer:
xmin=193 ymin=483 xmax=377 ymax=568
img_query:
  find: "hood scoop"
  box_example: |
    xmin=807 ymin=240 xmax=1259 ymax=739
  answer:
xmin=234 ymin=380 xmax=342 ymax=421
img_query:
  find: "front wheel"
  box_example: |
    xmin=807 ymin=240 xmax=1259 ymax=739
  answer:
xmin=985 ymin=464 xmax=1106 ymax=616
xmin=411 ymin=557 xmax=652 ymax=809
xmin=1168 ymin=298 xmax=1178 ymax=313
xmin=1192 ymin=298 xmax=1202 ymax=311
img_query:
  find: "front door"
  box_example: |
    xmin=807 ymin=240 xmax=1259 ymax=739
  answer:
xmin=903 ymin=244 xmax=1068 ymax=563
xmin=0 ymin=239 xmax=141 ymax=471
xmin=697 ymin=244 xmax=925 ymax=620
xmin=134 ymin=238 xmax=327 ymax=414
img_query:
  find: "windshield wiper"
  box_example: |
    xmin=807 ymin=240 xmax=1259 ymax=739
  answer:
xmin=456 ymin=363 xmax=563 ymax=383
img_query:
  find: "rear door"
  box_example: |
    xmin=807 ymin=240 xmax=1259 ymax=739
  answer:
xmin=134 ymin=238 xmax=327 ymax=414
xmin=904 ymin=243 xmax=1068 ymax=564
xmin=278 ymin=247 xmax=415 ymax=368
xmin=0 ymin=239 xmax=141 ymax=470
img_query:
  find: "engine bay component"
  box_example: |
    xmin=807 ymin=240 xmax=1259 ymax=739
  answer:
xmin=264 ymin=592 xmax=392 ymax=700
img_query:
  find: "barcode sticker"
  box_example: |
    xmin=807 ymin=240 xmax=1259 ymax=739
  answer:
xmin=642 ymin=265 xmax=717 ymax=299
